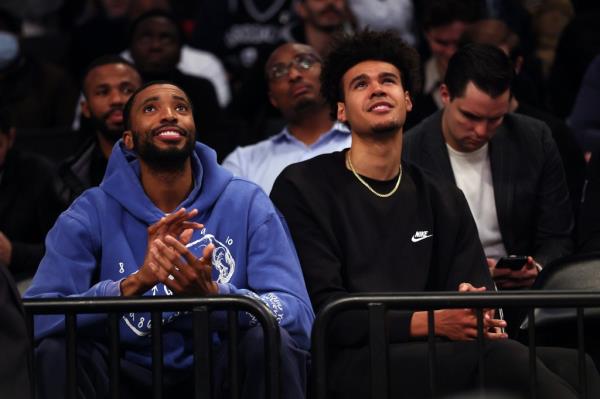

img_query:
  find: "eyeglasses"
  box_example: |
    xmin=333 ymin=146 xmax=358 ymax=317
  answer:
xmin=267 ymin=53 xmax=321 ymax=81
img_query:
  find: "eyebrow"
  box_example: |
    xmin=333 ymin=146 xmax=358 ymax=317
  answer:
xmin=172 ymin=95 xmax=189 ymax=103
xmin=348 ymin=73 xmax=368 ymax=88
xmin=140 ymin=96 xmax=160 ymax=106
xmin=460 ymin=108 xmax=505 ymax=120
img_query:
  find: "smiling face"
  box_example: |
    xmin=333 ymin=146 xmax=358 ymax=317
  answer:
xmin=123 ymin=84 xmax=196 ymax=171
xmin=82 ymin=63 xmax=142 ymax=142
xmin=441 ymin=81 xmax=510 ymax=152
xmin=337 ymin=60 xmax=412 ymax=137
xmin=267 ymin=43 xmax=323 ymax=119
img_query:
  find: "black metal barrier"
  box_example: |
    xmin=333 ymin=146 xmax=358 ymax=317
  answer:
xmin=312 ymin=291 xmax=600 ymax=399
xmin=22 ymin=296 xmax=281 ymax=399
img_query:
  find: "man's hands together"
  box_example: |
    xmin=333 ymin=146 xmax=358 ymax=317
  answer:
xmin=410 ymin=283 xmax=508 ymax=341
xmin=121 ymin=208 xmax=217 ymax=296
xmin=488 ymin=256 xmax=540 ymax=289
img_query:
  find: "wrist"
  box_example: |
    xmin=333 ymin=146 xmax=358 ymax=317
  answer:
xmin=120 ymin=273 xmax=153 ymax=296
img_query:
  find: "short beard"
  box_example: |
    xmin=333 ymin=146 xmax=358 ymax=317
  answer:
xmin=90 ymin=115 xmax=123 ymax=144
xmin=372 ymin=120 xmax=401 ymax=136
xmin=132 ymin=132 xmax=195 ymax=173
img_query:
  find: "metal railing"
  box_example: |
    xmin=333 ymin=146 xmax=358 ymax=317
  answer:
xmin=23 ymin=295 xmax=281 ymax=399
xmin=312 ymin=291 xmax=600 ymax=399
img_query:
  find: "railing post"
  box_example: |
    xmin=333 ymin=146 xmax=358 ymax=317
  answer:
xmin=368 ymin=303 xmax=388 ymax=399
xmin=193 ymin=306 xmax=210 ymax=399
xmin=151 ymin=311 xmax=163 ymax=399
xmin=577 ymin=307 xmax=587 ymax=399
xmin=108 ymin=313 xmax=121 ymax=399
xmin=427 ymin=309 xmax=437 ymax=399
xmin=228 ymin=310 xmax=240 ymax=399
xmin=65 ymin=313 xmax=77 ymax=399
xmin=528 ymin=308 xmax=537 ymax=399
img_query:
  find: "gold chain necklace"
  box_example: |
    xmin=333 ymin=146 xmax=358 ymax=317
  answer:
xmin=346 ymin=151 xmax=402 ymax=198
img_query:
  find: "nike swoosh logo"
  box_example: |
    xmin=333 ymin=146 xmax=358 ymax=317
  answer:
xmin=411 ymin=234 xmax=433 ymax=243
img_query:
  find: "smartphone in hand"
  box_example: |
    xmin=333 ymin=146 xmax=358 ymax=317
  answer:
xmin=495 ymin=255 xmax=528 ymax=270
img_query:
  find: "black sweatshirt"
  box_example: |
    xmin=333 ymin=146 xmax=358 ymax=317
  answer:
xmin=270 ymin=150 xmax=493 ymax=347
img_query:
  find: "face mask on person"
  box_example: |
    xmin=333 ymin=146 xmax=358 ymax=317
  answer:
xmin=0 ymin=32 xmax=19 ymax=70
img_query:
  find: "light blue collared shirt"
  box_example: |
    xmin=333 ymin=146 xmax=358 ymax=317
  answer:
xmin=222 ymin=122 xmax=351 ymax=193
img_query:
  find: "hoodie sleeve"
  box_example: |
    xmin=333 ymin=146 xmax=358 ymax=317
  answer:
xmin=24 ymin=204 xmax=118 ymax=340
xmin=216 ymin=195 xmax=315 ymax=351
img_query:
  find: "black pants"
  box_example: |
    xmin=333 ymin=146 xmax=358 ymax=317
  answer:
xmin=328 ymin=339 xmax=600 ymax=399
xmin=35 ymin=326 xmax=309 ymax=399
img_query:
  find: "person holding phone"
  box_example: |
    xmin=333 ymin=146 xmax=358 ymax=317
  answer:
xmin=404 ymin=43 xmax=573 ymax=292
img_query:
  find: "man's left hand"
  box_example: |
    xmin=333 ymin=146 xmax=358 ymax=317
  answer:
xmin=489 ymin=256 xmax=540 ymax=289
xmin=0 ymin=231 xmax=12 ymax=266
xmin=149 ymin=234 xmax=218 ymax=296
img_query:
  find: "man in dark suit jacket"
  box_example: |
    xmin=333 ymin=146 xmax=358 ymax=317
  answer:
xmin=404 ymin=43 xmax=573 ymax=292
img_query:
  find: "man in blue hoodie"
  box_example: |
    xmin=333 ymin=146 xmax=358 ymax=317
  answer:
xmin=25 ymin=81 xmax=314 ymax=399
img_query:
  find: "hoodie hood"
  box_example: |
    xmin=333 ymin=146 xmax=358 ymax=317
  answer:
xmin=101 ymin=140 xmax=233 ymax=222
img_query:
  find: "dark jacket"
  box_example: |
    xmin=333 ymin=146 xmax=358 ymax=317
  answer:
xmin=0 ymin=149 xmax=62 ymax=277
xmin=403 ymin=110 xmax=574 ymax=266
xmin=0 ymin=266 xmax=32 ymax=398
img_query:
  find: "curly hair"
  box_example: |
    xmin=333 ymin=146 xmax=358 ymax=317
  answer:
xmin=320 ymin=29 xmax=421 ymax=121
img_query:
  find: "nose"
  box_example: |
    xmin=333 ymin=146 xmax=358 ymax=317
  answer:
xmin=109 ymin=90 xmax=127 ymax=106
xmin=369 ymin=81 xmax=386 ymax=98
xmin=287 ymin=65 xmax=302 ymax=81
xmin=160 ymin=106 xmax=177 ymax=122
xmin=473 ymin=121 xmax=490 ymax=138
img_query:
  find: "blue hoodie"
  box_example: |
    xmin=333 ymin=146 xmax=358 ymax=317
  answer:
xmin=25 ymin=141 xmax=314 ymax=371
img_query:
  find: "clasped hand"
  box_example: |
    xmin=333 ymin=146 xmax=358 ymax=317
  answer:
xmin=123 ymin=208 xmax=217 ymax=296
xmin=435 ymin=283 xmax=507 ymax=341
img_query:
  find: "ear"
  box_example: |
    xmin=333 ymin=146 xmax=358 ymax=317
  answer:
xmin=440 ymin=84 xmax=451 ymax=107
xmin=294 ymin=1 xmax=307 ymax=19
xmin=268 ymin=90 xmax=278 ymax=109
xmin=81 ymin=99 xmax=91 ymax=119
xmin=514 ymin=55 xmax=524 ymax=74
xmin=122 ymin=130 xmax=134 ymax=150
xmin=405 ymin=92 xmax=413 ymax=112
xmin=336 ymin=102 xmax=346 ymax=122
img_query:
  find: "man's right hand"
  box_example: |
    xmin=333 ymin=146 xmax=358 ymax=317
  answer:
xmin=121 ymin=208 xmax=203 ymax=296
xmin=410 ymin=283 xmax=508 ymax=341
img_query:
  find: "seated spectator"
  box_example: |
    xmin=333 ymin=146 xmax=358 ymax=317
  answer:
xmin=569 ymin=54 xmax=600 ymax=153
xmin=578 ymin=151 xmax=600 ymax=253
xmin=284 ymin=0 xmax=352 ymax=57
xmin=271 ymin=29 xmax=596 ymax=399
xmin=190 ymin=1 xmax=294 ymax=135
xmin=347 ymin=0 xmax=417 ymax=45
xmin=223 ymin=43 xmax=350 ymax=194
xmin=0 ymin=265 xmax=32 ymax=398
xmin=56 ymin=55 xmax=142 ymax=207
xmin=127 ymin=10 xmax=223 ymax=154
xmin=547 ymin=3 xmax=600 ymax=119
xmin=460 ymin=19 xmax=586 ymax=214
xmin=0 ymin=7 xmax=78 ymax=129
xmin=403 ymin=44 xmax=574 ymax=336
xmin=406 ymin=0 xmax=481 ymax=129
xmin=25 ymin=82 xmax=313 ymax=399
xmin=68 ymin=0 xmax=132 ymax=78
xmin=404 ymin=44 xmax=573 ymax=289
xmin=0 ymin=108 xmax=62 ymax=283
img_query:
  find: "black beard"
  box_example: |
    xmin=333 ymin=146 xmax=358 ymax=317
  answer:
xmin=372 ymin=120 xmax=401 ymax=136
xmin=89 ymin=116 xmax=123 ymax=144
xmin=132 ymin=132 xmax=195 ymax=173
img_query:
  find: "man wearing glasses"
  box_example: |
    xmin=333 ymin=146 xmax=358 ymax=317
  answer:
xmin=222 ymin=43 xmax=351 ymax=194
